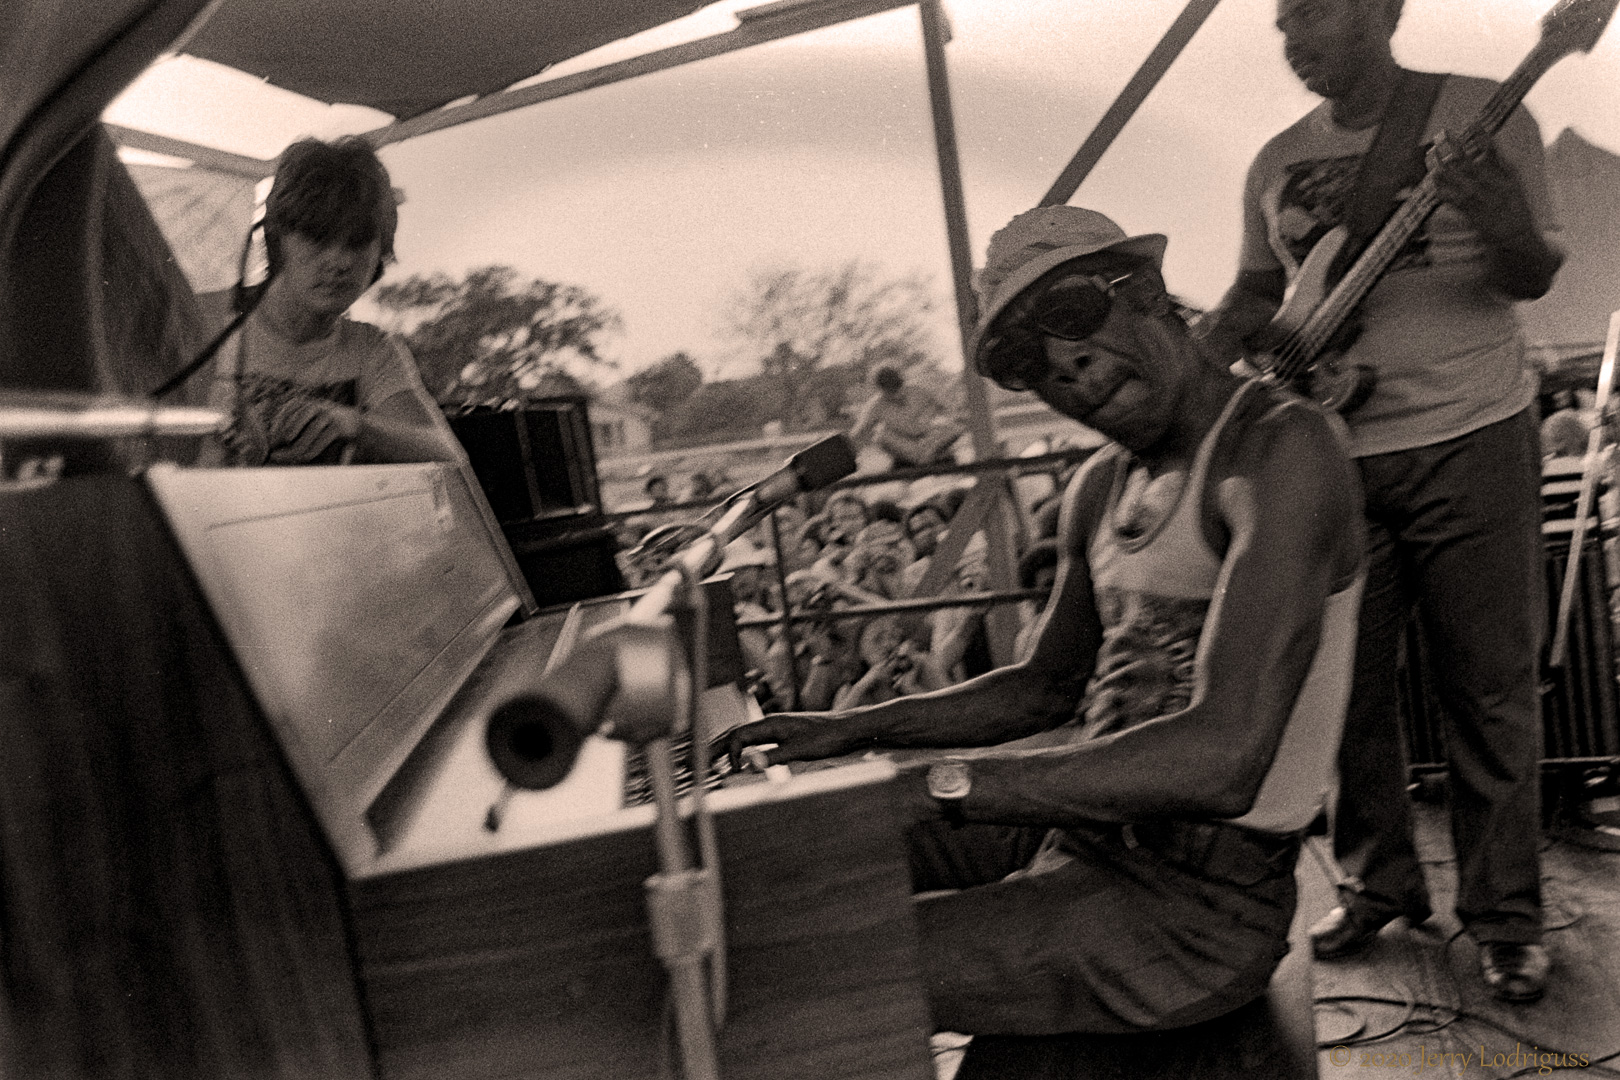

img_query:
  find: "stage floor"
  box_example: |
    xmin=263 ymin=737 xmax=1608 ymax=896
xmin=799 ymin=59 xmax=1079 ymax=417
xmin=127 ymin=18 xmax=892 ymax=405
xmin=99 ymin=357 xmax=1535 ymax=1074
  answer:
xmin=933 ymin=799 xmax=1620 ymax=1080
xmin=1304 ymin=799 xmax=1620 ymax=1079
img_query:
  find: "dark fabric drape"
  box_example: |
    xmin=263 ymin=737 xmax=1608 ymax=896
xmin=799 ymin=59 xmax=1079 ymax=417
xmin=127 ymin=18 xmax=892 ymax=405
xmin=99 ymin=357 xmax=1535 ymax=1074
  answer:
xmin=0 ymin=476 xmax=373 ymax=1080
xmin=1 ymin=0 xmax=211 ymax=395
xmin=0 ymin=127 xmax=214 ymax=470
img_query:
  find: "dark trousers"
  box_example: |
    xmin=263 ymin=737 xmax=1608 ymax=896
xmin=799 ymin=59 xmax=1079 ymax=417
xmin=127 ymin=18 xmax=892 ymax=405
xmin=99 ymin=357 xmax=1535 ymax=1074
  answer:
xmin=1333 ymin=407 xmax=1545 ymax=944
xmin=906 ymin=821 xmax=1297 ymax=1035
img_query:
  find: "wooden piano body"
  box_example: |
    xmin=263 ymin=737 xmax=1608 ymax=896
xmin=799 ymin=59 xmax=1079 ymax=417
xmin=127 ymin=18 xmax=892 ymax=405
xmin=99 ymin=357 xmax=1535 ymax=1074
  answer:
xmin=0 ymin=462 xmax=933 ymax=1079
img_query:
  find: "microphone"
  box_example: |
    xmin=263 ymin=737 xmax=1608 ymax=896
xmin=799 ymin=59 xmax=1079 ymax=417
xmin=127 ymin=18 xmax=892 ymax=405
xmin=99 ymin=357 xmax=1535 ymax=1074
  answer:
xmin=664 ymin=433 xmax=857 ymax=580
xmin=486 ymin=434 xmax=856 ymax=790
xmin=748 ymin=432 xmax=860 ymax=516
xmin=632 ymin=433 xmax=857 ymax=575
xmin=486 ymin=624 xmax=687 ymax=790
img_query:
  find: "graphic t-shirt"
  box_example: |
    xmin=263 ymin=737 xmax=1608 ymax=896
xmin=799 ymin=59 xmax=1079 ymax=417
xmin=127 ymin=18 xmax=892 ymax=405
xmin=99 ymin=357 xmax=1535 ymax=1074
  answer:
xmin=208 ymin=316 xmax=444 ymax=465
xmin=1239 ymin=73 xmax=1558 ymax=456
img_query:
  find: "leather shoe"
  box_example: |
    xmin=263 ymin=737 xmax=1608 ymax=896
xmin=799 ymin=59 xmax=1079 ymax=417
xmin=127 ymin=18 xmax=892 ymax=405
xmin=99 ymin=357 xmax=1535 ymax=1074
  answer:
xmin=1309 ymin=901 xmax=1430 ymax=960
xmin=1479 ymin=942 xmax=1550 ymax=1003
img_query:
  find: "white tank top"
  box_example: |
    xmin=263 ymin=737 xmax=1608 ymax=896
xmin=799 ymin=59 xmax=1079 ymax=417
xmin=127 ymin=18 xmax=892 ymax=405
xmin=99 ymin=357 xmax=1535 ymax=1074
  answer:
xmin=1083 ymin=380 xmax=1362 ymax=834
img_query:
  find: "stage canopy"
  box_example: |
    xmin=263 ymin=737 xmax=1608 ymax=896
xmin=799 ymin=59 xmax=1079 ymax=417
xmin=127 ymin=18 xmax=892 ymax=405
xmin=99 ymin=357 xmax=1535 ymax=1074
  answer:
xmin=179 ymin=0 xmax=713 ymax=120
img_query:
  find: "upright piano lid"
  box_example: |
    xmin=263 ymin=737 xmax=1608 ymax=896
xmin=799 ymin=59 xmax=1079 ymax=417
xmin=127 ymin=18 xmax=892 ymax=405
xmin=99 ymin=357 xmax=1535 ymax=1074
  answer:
xmin=145 ymin=462 xmax=523 ymax=871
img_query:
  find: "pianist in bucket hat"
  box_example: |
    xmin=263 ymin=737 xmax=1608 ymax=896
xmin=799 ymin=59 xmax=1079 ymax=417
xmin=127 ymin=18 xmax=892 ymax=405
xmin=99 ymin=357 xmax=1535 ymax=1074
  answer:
xmin=723 ymin=203 xmax=1364 ymax=1035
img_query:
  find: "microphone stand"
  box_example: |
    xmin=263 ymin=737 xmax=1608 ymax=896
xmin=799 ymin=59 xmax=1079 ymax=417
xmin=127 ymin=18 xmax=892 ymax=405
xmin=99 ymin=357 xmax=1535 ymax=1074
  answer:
xmin=642 ymin=558 xmax=725 ymax=1080
xmin=1550 ymin=310 xmax=1620 ymax=669
xmin=587 ymin=514 xmax=750 ymax=1080
xmin=484 ymin=435 xmax=855 ymax=1078
xmin=562 ymin=479 xmax=814 ymax=1079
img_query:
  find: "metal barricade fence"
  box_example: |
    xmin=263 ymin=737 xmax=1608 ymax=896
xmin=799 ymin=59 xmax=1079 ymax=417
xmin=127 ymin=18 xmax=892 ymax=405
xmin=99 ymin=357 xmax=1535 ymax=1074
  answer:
xmin=1398 ymin=517 xmax=1620 ymax=785
xmin=603 ymin=448 xmax=1091 ymax=710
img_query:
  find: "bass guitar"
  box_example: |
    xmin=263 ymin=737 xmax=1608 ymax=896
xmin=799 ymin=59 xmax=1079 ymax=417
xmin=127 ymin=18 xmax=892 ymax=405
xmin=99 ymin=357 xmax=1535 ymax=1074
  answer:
xmin=1259 ymin=0 xmax=1617 ymax=413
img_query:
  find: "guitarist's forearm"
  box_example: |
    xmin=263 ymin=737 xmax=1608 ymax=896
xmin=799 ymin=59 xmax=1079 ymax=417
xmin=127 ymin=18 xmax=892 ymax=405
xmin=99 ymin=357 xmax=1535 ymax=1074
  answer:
xmin=1481 ymin=226 xmax=1563 ymax=301
xmin=1199 ymin=270 xmax=1285 ymax=358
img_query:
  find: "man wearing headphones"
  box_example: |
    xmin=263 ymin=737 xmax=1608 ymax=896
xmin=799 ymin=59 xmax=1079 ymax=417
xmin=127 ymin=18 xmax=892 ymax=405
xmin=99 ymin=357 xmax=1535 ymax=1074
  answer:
xmin=205 ymin=136 xmax=460 ymax=466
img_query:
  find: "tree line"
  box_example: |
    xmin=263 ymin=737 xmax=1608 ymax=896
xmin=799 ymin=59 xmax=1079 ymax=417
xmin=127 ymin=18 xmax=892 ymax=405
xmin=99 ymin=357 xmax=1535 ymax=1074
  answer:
xmin=373 ymin=259 xmax=953 ymax=449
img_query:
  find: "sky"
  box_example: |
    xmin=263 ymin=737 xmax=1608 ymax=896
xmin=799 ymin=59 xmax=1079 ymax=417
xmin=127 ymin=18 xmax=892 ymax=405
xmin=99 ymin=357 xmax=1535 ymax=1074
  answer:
xmin=106 ymin=0 xmax=1620 ymax=382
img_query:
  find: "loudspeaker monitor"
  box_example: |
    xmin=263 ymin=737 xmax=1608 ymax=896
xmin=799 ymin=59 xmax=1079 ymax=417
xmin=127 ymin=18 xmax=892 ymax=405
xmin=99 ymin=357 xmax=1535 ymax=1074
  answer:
xmin=448 ymin=398 xmax=603 ymax=526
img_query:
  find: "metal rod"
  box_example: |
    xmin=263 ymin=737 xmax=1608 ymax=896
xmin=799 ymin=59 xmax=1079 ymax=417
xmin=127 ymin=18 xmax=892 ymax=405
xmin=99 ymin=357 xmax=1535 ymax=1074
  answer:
xmin=736 ymin=587 xmax=1048 ymax=629
xmin=671 ymin=560 xmax=728 ymax=1028
xmin=1551 ymin=309 xmax=1620 ymax=666
xmin=765 ymin=510 xmax=803 ymax=710
xmin=918 ymin=0 xmax=1024 ymax=662
xmin=756 ymin=586 xmax=1048 ymax=705
xmin=105 ymin=122 xmax=275 ymax=179
xmin=600 ymin=447 xmax=1092 ymax=526
xmin=643 ymin=735 xmax=721 ymax=1078
xmin=0 ymin=400 xmax=227 ymax=439
xmin=369 ymin=0 xmax=916 ymax=149
xmin=918 ymin=0 xmax=993 ymax=458
xmin=1039 ymin=0 xmax=1224 ymax=206
xmin=645 ymin=740 xmax=688 ymax=877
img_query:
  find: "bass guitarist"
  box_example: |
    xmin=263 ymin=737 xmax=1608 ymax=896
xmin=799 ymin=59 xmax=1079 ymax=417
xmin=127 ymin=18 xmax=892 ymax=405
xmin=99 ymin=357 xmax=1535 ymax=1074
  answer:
xmin=1201 ymin=0 xmax=1563 ymax=1003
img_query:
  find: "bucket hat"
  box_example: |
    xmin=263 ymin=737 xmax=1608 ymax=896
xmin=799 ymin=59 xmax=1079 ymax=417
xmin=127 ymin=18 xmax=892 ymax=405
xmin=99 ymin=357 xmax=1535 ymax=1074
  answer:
xmin=971 ymin=206 xmax=1167 ymax=361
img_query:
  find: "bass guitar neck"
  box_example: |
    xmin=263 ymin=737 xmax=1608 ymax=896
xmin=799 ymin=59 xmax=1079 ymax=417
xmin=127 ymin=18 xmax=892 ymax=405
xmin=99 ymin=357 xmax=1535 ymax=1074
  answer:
xmin=1255 ymin=0 xmax=1618 ymax=413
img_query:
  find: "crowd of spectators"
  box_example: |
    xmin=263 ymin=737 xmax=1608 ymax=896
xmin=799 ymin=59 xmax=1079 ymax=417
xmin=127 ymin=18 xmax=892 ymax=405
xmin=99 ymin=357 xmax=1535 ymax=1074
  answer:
xmin=611 ymin=444 xmax=1086 ymax=715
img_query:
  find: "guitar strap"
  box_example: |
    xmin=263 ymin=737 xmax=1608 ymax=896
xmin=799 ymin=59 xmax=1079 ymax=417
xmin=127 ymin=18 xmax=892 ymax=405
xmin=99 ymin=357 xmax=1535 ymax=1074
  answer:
xmin=1330 ymin=68 xmax=1447 ymax=287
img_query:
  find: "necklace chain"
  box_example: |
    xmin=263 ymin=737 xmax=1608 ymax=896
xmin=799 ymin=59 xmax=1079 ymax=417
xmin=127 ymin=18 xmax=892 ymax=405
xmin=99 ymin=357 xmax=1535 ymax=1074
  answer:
xmin=1115 ymin=463 xmax=1185 ymax=540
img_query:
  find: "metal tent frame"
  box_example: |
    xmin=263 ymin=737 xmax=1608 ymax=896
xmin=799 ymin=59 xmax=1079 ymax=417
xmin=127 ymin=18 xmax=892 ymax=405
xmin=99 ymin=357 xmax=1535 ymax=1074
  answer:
xmin=105 ymin=0 xmax=1228 ymax=651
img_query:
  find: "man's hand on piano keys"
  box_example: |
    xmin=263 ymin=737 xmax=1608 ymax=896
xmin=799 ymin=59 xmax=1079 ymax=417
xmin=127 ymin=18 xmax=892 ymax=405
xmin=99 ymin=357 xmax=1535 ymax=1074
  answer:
xmin=718 ymin=712 xmax=870 ymax=774
xmin=718 ymin=719 xmax=956 ymax=828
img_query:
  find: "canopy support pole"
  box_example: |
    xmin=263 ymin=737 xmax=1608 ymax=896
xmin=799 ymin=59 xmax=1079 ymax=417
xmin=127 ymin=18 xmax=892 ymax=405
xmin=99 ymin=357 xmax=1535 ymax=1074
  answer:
xmin=104 ymin=123 xmax=272 ymax=179
xmin=369 ymin=0 xmax=916 ymax=150
xmin=919 ymin=0 xmax=1021 ymax=663
xmin=1040 ymin=0 xmax=1224 ymax=206
xmin=919 ymin=0 xmax=988 ymax=459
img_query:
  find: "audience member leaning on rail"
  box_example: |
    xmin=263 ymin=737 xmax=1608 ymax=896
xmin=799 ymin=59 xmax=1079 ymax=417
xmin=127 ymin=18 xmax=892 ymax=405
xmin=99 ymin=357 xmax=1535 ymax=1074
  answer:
xmin=723 ymin=205 xmax=1366 ymax=1035
xmin=202 ymin=136 xmax=461 ymax=467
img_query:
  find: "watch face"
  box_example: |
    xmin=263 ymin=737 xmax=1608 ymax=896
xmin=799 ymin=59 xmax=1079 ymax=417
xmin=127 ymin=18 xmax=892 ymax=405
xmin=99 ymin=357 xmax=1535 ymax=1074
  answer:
xmin=929 ymin=761 xmax=972 ymax=800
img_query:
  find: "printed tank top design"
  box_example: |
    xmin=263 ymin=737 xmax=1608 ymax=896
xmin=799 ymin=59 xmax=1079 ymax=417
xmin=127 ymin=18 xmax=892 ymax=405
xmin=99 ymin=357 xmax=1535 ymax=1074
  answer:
xmin=1079 ymin=384 xmax=1257 ymax=739
xmin=1078 ymin=379 xmax=1364 ymax=834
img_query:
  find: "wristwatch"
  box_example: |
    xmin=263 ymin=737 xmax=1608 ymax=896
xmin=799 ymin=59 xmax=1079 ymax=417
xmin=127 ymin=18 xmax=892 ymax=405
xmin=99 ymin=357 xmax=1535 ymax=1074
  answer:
xmin=926 ymin=760 xmax=972 ymax=826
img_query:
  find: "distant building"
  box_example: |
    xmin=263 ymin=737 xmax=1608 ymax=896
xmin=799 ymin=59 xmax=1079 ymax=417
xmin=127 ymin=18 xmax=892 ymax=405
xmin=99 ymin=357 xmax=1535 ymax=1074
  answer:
xmin=588 ymin=384 xmax=654 ymax=459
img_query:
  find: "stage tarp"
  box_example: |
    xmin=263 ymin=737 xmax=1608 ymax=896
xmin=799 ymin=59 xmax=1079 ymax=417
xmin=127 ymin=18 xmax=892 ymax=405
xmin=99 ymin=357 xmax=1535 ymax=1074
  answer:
xmin=182 ymin=0 xmax=714 ymax=120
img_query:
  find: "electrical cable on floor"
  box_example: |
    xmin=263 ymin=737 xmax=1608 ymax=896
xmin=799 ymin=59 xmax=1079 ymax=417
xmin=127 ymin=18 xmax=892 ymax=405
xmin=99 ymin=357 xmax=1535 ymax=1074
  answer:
xmin=1315 ymin=985 xmax=1620 ymax=1079
xmin=1304 ymin=804 xmax=1620 ymax=1075
xmin=1304 ymin=835 xmax=1617 ymax=1067
xmin=1313 ymin=991 xmax=1431 ymax=1046
xmin=1312 ymin=1000 xmax=1368 ymax=1044
xmin=1312 ymin=922 xmax=1620 ymax=1075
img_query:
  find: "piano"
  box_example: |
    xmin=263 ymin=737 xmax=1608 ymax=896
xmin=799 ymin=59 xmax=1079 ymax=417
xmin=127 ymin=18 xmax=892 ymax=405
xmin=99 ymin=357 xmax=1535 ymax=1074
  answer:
xmin=2 ymin=461 xmax=932 ymax=1079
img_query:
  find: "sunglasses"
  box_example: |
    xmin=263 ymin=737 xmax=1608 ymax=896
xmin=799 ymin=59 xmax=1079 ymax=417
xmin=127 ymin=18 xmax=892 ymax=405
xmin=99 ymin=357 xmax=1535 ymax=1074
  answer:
xmin=976 ymin=270 xmax=1134 ymax=391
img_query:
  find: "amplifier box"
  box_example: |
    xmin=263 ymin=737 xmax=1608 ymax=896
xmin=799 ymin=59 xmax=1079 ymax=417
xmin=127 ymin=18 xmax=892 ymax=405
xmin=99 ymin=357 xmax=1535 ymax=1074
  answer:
xmin=505 ymin=523 xmax=627 ymax=610
xmin=448 ymin=398 xmax=603 ymax=526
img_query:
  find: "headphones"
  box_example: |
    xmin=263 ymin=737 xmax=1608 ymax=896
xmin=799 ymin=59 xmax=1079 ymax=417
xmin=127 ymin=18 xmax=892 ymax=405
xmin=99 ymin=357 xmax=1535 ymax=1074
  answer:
xmin=231 ymin=218 xmax=269 ymax=316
